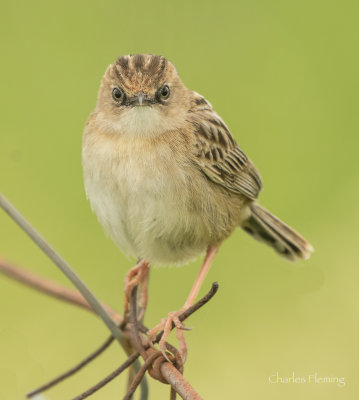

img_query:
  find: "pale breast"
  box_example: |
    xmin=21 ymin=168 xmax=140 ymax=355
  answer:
xmin=82 ymin=130 xmax=244 ymax=265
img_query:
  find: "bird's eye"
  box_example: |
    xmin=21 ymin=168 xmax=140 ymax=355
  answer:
xmin=112 ymin=87 xmax=124 ymax=102
xmin=160 ymin=85 xmax=170 ymax=99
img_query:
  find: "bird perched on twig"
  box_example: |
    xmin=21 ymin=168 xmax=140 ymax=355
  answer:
xmin=82 ymin=54 xmax=313 ymax=362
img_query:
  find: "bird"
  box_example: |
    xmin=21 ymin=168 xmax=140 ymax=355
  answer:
xmin=82 ymin=53 xmax=313 ymax=362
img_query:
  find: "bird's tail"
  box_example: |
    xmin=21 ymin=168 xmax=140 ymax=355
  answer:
xmin=241 ymin=202 xmax=314 ymax=261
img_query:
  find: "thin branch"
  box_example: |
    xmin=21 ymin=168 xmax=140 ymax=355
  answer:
xmin=1 ymin=259 xmax=215 ymax=400
xmin=179 ymin=282 xmax=219 ymax=322
xmin=123 ymin=352 xmax=162 ymax=400
xmin=170 ymin=387 xmax=177 ymax=400
xmin=0 ymin=259 xmax=120 ymax=322
xmin=71 ymin=352 xmax=140 ymax=400
xmin=139 ymin=366 xmax=149 ymax=400
xmin=0 ymin=195 xmax=148 ymax=400
xmin=0 ymin=193 xmax=125 ymax=346
xmin=76 ymin=279 xmax=211 ymax=400
xmin=129 ymin=286 xmax=147 ymax=358
xmin=0 ymin=259 xmax=149 ymax=399
xmin=139 ymin=282 xmax=219 ymax=343
xmin=26 ymin=335 xmax=114 ymax=398
xmin=128 ymin=286 xmax=182 ymax=400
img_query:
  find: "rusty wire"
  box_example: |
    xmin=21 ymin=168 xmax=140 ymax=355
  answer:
xmin=123 ymin=351 xmax=162 ymax=400
xmin=127 ymin=285 xmax=182 ymax=399
xmin=1 ymin=258 xmax=217 ymax=400
xmin=71 ymin=282 xmax=218 ymax=399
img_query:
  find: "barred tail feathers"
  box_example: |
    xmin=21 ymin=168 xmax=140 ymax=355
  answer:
xmin=241 ymin=202 xmax=314 ymax=261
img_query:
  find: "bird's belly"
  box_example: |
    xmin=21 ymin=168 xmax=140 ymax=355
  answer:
xmin=83 ymin=140 xmax=223 ymax=265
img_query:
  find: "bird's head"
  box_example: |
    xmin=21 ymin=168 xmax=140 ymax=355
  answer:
xmin=93 ymin=54 xmax=190 ymax=137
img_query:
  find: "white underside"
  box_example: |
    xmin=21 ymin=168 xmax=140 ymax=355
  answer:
xmin=83 ymin=109 xmax=212 ymax=265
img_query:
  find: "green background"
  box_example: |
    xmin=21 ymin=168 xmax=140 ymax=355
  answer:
xmin=1 ymin=1 xmax=358 ymax=399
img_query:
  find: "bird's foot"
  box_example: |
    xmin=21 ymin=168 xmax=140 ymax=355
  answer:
xmin=147 ymin=308 xmax=191 ymax=364
xmin=124 ymin=259 xmax=150 ymax=318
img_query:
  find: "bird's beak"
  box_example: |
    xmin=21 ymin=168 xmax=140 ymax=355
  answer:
xmin=134 ymin=91 xmax=146 ymax=106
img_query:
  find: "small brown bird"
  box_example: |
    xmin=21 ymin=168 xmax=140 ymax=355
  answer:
xmin=82 ymin=54 xmax=313 ymax=361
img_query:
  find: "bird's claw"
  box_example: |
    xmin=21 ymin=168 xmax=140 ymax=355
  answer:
xmin=147 ymin=310 xmax=189 ymax=363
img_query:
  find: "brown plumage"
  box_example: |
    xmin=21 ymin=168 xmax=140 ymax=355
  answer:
xmin=82 ymin=54 xmax=314 ymax=360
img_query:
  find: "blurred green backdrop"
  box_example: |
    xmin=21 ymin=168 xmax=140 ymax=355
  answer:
xmin=1 ymin=0 xmax=358 ymax=399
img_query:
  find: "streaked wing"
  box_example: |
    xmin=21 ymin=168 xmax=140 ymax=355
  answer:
xmin=189 ymin=94 xmax=262 ymax=200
